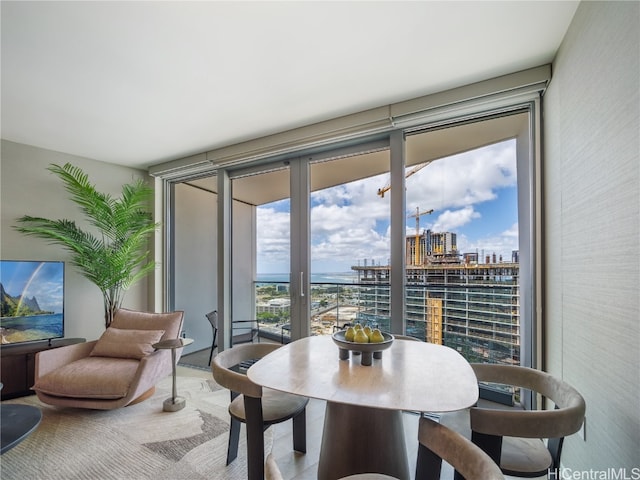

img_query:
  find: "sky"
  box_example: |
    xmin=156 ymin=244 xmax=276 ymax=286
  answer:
xmin=0 ymin=261 xmax=65 ymax=313
xmin=257 ymin=139 xmax=518 ymax=274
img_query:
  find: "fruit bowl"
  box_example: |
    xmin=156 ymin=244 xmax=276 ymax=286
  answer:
xmin=332 ymin=330 xmax=394 ymax=366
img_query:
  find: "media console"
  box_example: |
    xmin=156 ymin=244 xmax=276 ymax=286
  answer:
xmin=0 ymin=338 xmax=85 ymax=400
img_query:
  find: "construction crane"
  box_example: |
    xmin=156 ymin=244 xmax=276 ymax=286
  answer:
xmin=408 ymin=207 xmax=434 ymax=265
xmin=376 ymin=161 xmax=432 ymax=198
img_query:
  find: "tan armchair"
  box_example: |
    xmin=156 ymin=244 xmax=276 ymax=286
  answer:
xmin=32 ymin=308 xmax=184 ymax=410
xmin=441 ymin=363 xmax=585 ymax=479
xmin=416 ymin=416 xmax=504 ymax=480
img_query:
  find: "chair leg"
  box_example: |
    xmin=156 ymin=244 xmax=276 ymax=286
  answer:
xmin=244 ymin=395 xmax=265 ymax=480
xmin=209 ymin=329 xmax=217 ymax=365
xmin=292 ymin=408 xmax=307 ymax=453
xmin=470 ymin=430 xmax=502 ymax=466
xmin=226 ymin=417 xmax=241 ymax=465
xmin=416 ymin=443 xmax=444 ymax=480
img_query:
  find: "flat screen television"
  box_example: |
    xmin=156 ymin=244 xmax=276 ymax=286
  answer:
xmin=0 ymin=260 xmax=65 ymax=345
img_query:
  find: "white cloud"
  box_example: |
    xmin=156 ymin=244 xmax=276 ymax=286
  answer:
xmin=258 ymin=140 xmax=518 ymax=272
xmin=405 ymin=140 xmax=516 ymax=211
xmin=457 ymin=222 xmax=519 ymax=260
xmin=432 ymin=206 xmax=481 ymax=231
xmin=256 ymin=206 xmax=291 ymax=269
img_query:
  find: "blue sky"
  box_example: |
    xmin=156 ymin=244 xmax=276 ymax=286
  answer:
xmin=0 ymin=261 xmax=64 ymax=313
xmin=257 ymin=139 xmax=518 ymax=273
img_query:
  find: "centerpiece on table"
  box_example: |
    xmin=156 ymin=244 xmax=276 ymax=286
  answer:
xmin=331 ymin=323 xmax=394 ymax=366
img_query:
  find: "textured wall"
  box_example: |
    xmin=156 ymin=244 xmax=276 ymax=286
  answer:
xmin=543 ymin=1 xmax=639 ymax=469
xmin=0 ymin=140 xmax=152 ymax=342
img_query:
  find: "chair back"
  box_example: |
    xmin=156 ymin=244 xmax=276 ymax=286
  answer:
xmin=469 ymin=364 xmax=586 ymax=440
xmin=393 ymin=335 xmax=421 ymax=341
xmin=265 ymin=453 xmax=284 ymax=480
xmin=211 ymin=343 xmax=281 ymax=398
xmin=266 ymin=453 xmax=399 ymax=480
xmin=111 ymin=308 xmax=184 ymax=341
xmin=417 ymin=417 xmax=504 ymax=480
xmin=206 ymin=310 xmax=218 ymax=329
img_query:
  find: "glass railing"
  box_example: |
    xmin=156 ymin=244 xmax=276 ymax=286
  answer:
xmin=254 ymin=280 xmax=520 ymax=366
xmin=256 ymin=281 xmax=391 ymax=343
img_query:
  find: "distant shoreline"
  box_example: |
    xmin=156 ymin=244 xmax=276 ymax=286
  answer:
xmin=0 ymin=312 xmax=56 ymax=320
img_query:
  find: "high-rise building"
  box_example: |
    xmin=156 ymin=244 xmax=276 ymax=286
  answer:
xmin=352 ymin=234 xmax=520 ymax=365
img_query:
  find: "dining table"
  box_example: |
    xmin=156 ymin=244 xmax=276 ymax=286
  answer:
xmin=247 ymin=335 xmax=479 ymax=480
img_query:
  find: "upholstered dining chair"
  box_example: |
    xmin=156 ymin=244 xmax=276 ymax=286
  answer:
xmin=265 ymin=453 xmax=400 ymax=480
xmin=440 ymin=364 xmax=586 ymax=479
xmin=32 ymin=308 xmax=184 ymax=410
xmin=416 ymin=416 xmax=504 ymax=480
xmin=212 ymin=343 xmax=308 ymax=480
xmin=393 ymin=334 xmax=421 ymax=341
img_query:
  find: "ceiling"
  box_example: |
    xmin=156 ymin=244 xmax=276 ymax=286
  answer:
xmin=1 ymin=1 xmax=579 ymax=170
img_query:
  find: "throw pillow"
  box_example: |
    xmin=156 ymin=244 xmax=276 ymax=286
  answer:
xmin=90 ymin=327 xmax=165 ymax=360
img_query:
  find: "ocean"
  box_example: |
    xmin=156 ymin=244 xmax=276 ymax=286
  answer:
xmin=257 ymin=272 xmax=357 ymax=284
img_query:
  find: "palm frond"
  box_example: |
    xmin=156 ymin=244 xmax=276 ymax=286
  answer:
xmin=48 ymin=164 xmax=116 ymax=234
xmin=14 ymin=164 xmax=160 ymax=328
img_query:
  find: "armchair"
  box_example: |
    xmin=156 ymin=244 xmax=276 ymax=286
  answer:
xmin=440 ymin=364 xmax=585 ymax=479
xmin=32 ymin=308 xmax=184 ymax=410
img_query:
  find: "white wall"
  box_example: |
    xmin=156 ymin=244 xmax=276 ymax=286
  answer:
xmin=173 ymin=182 xmax=217 ymax=354
xmin=0 ymin=140 xmax=153 ymax=342
xmin=172 ymin=180 xmax=255 ymax=354
xmin=544 ymin=1 xmax=639 ymax=469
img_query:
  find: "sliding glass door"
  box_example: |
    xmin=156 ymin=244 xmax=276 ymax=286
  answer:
xmin=308 ymin=145 xmax=391 ymax=337
xmin=166 ymin=104 xmax=537 ymax=374
xmin=229 ymin=163 xmax=292 ymax=343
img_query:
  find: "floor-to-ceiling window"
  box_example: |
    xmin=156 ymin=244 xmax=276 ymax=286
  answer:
xmin=403 ymin=125 xmax=521 ymax=365
xmin=159 ymin=76 xmax=541 ymax=373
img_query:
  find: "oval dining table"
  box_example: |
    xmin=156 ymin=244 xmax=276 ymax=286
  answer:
xmin=248 ymin=335 xmax=479 ymax=480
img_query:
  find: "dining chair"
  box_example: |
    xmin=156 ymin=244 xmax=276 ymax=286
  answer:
xmin=265 ymin=453 xmax=399 ymax=480
xmin=416 ymin=416 xmax=504 ymax=480
xmin=393 ymin=334 xmax=421 ymax=341
xmin=205 ymin=310 xmax=218 ymax=365
xmin=231 ymin=319 xmax=260 ymax=345
xmin=440 ymin=364 xmax=586 ymax=479
xmin=212 ymin=343 xmax=308 ymax=480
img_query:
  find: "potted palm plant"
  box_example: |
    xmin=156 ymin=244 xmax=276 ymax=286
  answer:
xmin=14 ymin=163 xmax=159 ymax=328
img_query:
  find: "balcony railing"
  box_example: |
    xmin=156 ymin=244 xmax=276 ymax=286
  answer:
xmin=254 ymin=280 xmax=520 ymax=365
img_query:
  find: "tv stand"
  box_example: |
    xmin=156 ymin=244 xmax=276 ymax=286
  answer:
xmin=0 ymin=338 xmax=85 ymax=400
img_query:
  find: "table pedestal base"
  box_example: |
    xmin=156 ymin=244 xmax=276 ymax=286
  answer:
xmin=163 ymin=396 xmax=186 ymax=412
xmin=318 ymin=402 xmax=410 ymax=480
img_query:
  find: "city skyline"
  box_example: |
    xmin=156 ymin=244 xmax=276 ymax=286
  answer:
xmin=257 ymin=139 xmax=518 ymax=274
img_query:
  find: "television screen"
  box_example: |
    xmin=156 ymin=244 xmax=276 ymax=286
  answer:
xmin=0 ymin=260 xmax=64 ymax=345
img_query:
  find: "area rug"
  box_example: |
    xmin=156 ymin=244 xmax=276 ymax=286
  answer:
xmin=0 ymin=369 xmax=272 ymax=480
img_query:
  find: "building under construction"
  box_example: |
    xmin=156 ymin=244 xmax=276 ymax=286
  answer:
xmin=352 ymin=232 xmax=520 ymax=365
